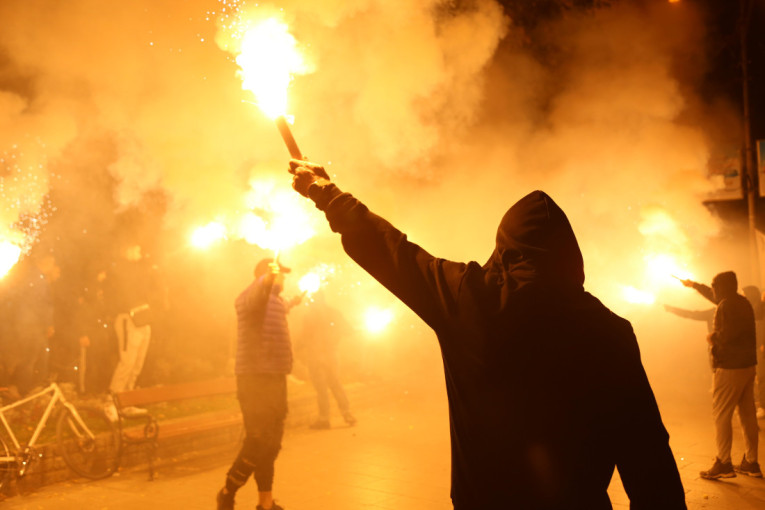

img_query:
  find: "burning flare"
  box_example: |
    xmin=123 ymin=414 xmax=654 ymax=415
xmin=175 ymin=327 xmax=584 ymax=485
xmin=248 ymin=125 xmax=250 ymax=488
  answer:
xmin=619 ymin=252 xmax=695 ymax=305
xmin=298 ymin=272 xmax=321 ymax=295
xmin=191 ymin=178 xmax=316 ymax=254
xmin=0 ymin=240 xmax=21 ymax=279
xmin=364 ymin=306 xmax=394 ymax=335
xmin=235 ymin=17 xmax=311 ymax=119
xmin=239 ymin=178 xmax=315 ymax=252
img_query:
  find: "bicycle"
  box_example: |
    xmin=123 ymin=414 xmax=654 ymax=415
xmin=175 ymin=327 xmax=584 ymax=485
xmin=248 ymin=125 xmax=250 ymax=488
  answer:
xmin=0 ymin=383 xmax=120 ymax=490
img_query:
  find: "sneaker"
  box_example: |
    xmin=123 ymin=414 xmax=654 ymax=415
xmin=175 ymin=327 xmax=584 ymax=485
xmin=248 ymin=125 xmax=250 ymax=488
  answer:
xmin=757 ymin=407 xmax=765 ymax=419
xmin=700 ymin=458 xmax=736 ymax=479
xmin=734 ymin=456 xmax=763 ymax=478
xmin=309 ymin=419 xmax=330 ymax=430
xmin=343 ymin=412 xmax=357 ymax=426
xmin=256 ymin=504 xmax=284 ymax=510
xmin=216 ymin=488 xmax=234 ymax=510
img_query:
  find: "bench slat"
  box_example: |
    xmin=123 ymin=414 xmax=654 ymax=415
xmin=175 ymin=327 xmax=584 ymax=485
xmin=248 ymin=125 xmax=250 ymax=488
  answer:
xmin=115 ymin=377 xmax=237 ymax=407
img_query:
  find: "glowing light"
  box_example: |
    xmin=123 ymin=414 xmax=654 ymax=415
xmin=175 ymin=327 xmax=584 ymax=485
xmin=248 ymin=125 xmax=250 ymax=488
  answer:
xmin=622 ymin=286 xmax=656 ymax=305
xmin=0 ymin=139 xmax=51 ymax=269
xmin=618 ymin=252 xmax=694 ymax=305
xmin=364 ymin=307 xmax=394 ymax=335
xmin=0 ymin=241 xmax=22 ymax=279
xmin=236 ymin=18 xmax=310 ymax=119
xmin=298 ymin=272 xmax=321 ymax=295
xmin=644 ymin=253 xmax=694 ymax=285
xmin=190 ymin=222 xmax=227 ymax=249
xmin=237 ymin=178 xmax=315 ymax=252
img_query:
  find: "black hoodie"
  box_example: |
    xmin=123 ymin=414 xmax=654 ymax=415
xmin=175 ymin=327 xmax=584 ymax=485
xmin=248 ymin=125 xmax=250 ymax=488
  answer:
xmin=690 ymin=272 xmax=756 ymax=369
xmin=309 ymin=184 xmax=686 ymax=509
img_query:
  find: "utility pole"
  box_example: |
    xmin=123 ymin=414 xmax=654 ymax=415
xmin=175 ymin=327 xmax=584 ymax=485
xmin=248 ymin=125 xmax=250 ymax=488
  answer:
xmin=740 ymin=0 xmax=760 ymax=285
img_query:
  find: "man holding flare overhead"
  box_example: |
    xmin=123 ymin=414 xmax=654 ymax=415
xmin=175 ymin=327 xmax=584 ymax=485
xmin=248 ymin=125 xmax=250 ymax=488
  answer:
xmin=287 ymin=159 xmax=686 ymax=509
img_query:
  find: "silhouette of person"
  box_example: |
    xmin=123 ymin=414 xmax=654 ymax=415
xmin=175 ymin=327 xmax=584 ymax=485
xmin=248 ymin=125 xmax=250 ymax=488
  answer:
xmin=295 ymin=290 xmax=356 ymax=429
xmin=680 ymin=275 xmax=761 ymax=478
xmin=217 ymin=258 xmax=302 ymax=510
xmin=288 ymin=160 xmax=686 ymax=509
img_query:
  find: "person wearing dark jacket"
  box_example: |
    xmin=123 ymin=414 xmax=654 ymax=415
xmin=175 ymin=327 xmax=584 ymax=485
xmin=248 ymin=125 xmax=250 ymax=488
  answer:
xmin=680 ymin=274 xmax=761 ymax=479
xmin=217 ymin=258 xmax=302 ymax=510
xmin=288 ymin=160 xmax=686 ymax=509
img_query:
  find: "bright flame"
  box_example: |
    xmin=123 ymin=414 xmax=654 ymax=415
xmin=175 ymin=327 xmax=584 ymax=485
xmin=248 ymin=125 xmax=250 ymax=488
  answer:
xmin=238 ymin=178 xmax=315 ymax=252
xmin=364 ymin=307 xmax=394 ymax=335
xmin=618 ymin=252 xmax=694 ymax=305
xmin=622 ymin=286 xmax=656 ymax=305
xmin=298 ymin=272 xmax=321 ymax=295
xmin=236 ymin=18 xmax=310 ymax=119
xmin=190 ymin=222 xmax=227 ymax=249
xmin=0 ymin=241 xmax=22 ymax=279
xmin=644 ymin=253 xmax=694 ymax=285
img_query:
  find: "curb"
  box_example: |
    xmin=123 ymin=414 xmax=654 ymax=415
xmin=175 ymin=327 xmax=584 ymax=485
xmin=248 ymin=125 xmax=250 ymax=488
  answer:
xmin=0 ymin=380 xmax=381 ymax=496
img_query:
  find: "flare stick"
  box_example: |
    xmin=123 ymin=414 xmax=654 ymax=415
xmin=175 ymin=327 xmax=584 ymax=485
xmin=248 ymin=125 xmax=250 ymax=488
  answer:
xmin=274 ymin=115 xmax=304 ymax=160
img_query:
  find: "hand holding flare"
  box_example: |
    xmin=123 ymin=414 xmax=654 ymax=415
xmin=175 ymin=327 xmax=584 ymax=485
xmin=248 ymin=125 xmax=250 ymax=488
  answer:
xmin=289 ymin=159 xmax=331 ymax=196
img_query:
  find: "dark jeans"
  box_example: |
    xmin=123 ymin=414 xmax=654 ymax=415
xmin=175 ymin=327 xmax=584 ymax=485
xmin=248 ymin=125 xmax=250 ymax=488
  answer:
xmin=226 ymin=373 xmax=287 ymax=492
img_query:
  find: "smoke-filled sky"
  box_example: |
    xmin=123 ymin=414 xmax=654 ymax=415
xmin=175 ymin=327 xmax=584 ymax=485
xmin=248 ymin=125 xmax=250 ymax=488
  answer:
xmin=0 ymin=0 xmax=756 ymax=378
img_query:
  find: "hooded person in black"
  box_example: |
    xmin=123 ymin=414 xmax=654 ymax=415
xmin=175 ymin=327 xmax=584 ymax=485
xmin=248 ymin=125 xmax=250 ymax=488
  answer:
xmin=679 ymin=272 xmax=760 ymax=479
xmin=289 ymin=161 xmax=686 ymax=509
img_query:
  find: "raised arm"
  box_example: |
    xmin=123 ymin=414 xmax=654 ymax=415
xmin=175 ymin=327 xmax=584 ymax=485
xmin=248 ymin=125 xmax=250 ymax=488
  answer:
xmin=680 ymin=279 xmax=717 ymax=304
xmin=289 ymin=160 xmax=464 ymax=329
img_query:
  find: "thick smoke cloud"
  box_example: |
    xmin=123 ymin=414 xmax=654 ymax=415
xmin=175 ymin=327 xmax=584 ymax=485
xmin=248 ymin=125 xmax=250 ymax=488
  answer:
xmin=0 ymin=0 xmax=745 ymax=391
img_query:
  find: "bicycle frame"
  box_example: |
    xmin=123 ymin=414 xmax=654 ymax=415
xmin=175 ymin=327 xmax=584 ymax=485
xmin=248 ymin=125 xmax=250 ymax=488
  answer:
xmin=0 ymin=383 xmax=90 ymax=457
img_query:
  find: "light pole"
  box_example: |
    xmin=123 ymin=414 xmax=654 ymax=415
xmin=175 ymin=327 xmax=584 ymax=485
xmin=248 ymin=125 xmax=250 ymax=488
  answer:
xmin=739 ymin=0 xmax=760 ymax=285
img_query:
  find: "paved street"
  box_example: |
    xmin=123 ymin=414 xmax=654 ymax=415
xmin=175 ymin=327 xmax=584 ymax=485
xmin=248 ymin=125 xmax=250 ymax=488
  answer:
xmin=1 ymin=369 xmax=764 ymax=509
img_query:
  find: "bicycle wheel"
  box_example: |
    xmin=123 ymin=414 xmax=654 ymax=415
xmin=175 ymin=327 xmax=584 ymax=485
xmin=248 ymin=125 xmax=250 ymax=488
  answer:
xmin=0 ymin=436 xmax=15 ymax=491
xmin=56 ymin=406 xmax=120 ymax=479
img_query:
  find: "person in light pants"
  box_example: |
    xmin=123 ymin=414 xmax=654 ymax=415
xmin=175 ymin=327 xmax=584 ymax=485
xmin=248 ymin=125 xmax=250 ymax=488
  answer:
xmin=681 ymin=273 xmax=761 ymax=479
xmin=109 ymin=305 xmax=151 ymax=394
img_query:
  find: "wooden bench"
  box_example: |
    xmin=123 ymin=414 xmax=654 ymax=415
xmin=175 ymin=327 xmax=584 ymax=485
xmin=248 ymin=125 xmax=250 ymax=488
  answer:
xmin=112 ymin=377 xmax=240 ymax=479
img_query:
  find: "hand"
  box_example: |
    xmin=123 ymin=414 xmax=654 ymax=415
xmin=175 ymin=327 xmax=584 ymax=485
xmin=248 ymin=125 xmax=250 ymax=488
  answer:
xmin=288 ymin=159 xmax=330 ymax=197
xmin=268 ymin=262 xmax=280 ymax=274
xmin=680 ymin=279 xmax=694 ymax=288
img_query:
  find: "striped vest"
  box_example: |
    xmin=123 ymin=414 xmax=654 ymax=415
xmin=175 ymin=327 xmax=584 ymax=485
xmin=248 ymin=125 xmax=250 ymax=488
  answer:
xmin=234 ymin=278 xmax=293 ymax=375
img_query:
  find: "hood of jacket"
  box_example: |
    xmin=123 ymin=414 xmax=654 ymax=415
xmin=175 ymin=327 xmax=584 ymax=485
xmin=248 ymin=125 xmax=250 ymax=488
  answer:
xmin=483 ymin=190 xmax=585 ymax=290
xmin=711 ymin=271 xmax=737 ymax=301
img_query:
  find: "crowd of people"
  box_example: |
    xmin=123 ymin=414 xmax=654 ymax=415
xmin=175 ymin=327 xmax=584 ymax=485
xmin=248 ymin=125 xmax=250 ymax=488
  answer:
xmin=3 ymin=159 xmax=765 ymax=509
xmin=0 ymin=244 xmax=158 ymax=401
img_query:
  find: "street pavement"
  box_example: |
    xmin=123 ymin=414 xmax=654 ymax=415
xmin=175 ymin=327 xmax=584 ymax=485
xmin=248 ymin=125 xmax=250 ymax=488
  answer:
xmin=1 ymin=370 xmax=764 ymax=509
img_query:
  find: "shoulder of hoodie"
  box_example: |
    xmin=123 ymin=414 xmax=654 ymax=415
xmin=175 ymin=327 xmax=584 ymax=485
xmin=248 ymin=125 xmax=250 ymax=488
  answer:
xmin=458 ymin=260 xmax=633 ymax=323
xmin=719 ymin=293 xmax=755 ymax=312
